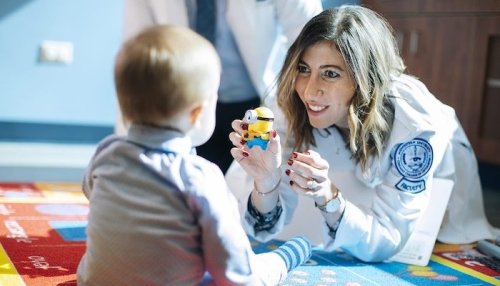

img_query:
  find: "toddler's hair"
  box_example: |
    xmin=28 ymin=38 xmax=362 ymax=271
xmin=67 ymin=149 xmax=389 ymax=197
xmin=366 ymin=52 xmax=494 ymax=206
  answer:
xmin=115 ymin=25 xmax=220 ymax=125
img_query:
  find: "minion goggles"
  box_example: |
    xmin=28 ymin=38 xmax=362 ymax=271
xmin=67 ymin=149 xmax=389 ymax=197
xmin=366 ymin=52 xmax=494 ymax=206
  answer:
xmin=244 ymin=110 xmax=274 ymax=123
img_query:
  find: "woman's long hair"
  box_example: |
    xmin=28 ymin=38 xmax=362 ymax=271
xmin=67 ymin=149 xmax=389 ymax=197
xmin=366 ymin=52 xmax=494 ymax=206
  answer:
xmin=277 ymin=5 xmax=405 ymax=170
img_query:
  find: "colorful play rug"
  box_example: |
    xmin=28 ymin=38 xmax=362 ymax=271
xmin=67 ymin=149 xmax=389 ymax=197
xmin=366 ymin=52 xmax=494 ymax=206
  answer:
xmin=0 ymin=182 xmax=499 ymax=286
xmin=0 ymin=182 xmax=87 ymax=286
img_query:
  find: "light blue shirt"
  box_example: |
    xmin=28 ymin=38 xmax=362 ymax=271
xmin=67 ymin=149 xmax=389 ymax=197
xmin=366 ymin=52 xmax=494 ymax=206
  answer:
xmin=188 ymin=0 xmax=258 ymax=103
xmin=77 ymin=124 xmax=284 ymax=285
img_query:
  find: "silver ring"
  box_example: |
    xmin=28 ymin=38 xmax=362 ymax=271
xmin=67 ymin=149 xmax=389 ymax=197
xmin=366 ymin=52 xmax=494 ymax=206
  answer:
xmin=306 ymin=179 xmax=318 ymax=189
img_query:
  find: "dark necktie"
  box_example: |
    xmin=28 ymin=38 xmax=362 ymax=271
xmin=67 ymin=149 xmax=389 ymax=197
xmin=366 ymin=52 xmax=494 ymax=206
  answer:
xmin=195 ymin=0 xmax=216 ymax=44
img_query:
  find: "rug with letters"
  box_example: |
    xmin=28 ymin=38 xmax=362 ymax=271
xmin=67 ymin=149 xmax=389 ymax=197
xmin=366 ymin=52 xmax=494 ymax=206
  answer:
xmin=0 ymin=182 xmax=498 ymax=285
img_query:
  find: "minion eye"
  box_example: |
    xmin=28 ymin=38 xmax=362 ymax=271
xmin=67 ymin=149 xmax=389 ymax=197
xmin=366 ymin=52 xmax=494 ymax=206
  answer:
xmin=243 ymin=110 xmax=258 ymax=123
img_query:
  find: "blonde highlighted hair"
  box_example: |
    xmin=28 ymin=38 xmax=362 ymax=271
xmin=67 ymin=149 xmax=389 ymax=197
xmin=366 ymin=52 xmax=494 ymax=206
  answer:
xmin=277 ymin=5 xmax=405 ymax=169
xmin=115 ymin=25 xmax=220 ymax=126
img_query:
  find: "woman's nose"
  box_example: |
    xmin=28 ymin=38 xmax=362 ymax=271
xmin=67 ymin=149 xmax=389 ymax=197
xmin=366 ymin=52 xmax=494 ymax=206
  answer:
xmin=303 ymin=76 xmax=322 ymax=98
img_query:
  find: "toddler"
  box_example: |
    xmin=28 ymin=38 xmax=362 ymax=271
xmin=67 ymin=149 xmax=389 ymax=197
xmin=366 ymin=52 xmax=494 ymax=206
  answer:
xmin=76 ymin=25 xmax=311 ymax=285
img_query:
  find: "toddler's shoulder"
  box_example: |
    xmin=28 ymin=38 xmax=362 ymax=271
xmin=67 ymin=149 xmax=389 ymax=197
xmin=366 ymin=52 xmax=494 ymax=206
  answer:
xmin=180 ymin=155 xmax=227 ymax=193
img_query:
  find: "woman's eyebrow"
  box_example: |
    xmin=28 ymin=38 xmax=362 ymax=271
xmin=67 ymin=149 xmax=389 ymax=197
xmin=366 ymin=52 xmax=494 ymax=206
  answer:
xmin=320 ymin=64 xmax=345 ymax=71
xmin=299 ymin=60 xmax=345 ymax=72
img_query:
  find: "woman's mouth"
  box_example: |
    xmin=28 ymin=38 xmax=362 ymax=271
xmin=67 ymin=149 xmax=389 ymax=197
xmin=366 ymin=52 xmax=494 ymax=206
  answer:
xmin=307 ymin=103 xmax=327 ymax=112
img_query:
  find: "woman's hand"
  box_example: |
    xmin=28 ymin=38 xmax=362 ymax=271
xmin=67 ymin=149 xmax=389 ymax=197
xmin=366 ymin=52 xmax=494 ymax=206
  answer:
xmin=229 ymin=119 xmax=282 ymax=192
xmin=285 ymin=150 xmax=336 ymax=205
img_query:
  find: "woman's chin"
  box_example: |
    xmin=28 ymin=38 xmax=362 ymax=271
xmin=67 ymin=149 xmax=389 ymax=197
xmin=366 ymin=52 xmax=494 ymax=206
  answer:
xmin=309 ymin=120 xmax=330 ymax=129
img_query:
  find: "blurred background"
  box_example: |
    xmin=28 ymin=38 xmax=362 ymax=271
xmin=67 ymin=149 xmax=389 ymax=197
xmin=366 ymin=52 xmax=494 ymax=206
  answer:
xmin=0 ymin=0 xmax=498 ymax=225
xmin=0 ymin=0 xmax=358 ymax=182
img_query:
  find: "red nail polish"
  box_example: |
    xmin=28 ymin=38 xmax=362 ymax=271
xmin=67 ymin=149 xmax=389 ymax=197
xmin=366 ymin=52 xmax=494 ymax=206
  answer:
xmin=287 ymin=159 xmax=293 ymax=166
xmin=285 ymin=169 xmax=290 ymax=176
xmin=272 ymin=130 xmax=277 ymax=138
xmin=292 ymin=152 xmax=298 ymax=159
xmin=242 ymin=152 xmax=249 ymax=157
xmin=240 ymin=140 xmax=246 ymax=145
xmin=241 ymin=123 xmax=248 ymax=130
xmin=289 ymin=181 xmax=294 ymax=186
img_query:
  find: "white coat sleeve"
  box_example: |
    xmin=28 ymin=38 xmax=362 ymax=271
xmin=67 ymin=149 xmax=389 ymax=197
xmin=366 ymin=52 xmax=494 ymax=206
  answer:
xmin=327 ymin=131 xmax=450 ymax=262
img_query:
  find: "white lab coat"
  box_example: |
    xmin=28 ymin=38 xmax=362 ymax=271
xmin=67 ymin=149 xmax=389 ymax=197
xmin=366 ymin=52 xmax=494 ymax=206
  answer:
xmin=226 ymin=74 xmax=499 ymax=262
xmin=117 ymin=0 xmax=323 ymax=134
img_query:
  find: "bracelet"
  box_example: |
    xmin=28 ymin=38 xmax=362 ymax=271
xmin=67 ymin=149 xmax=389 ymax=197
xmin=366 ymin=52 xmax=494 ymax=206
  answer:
xmin=246 ymin=195 xmax=283 ymax=232
xmin=254 ymin=178 xmax=281 ymax=197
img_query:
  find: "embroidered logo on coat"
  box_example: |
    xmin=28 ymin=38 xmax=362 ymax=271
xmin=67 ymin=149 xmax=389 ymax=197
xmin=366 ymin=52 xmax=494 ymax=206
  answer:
xmin=394 ymin=138 xmax=433 ymax=178
xmin=393 ymin=138 xmax=433 ymax=193
xmin=396 ymin=178 xmax=426 ymax=193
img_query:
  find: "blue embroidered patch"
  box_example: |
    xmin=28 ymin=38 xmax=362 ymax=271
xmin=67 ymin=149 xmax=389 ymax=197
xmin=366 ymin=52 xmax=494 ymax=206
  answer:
xmin=396 ymin=178 xmax=426 ymax=194
xmin=394 ymin=138 xmax=433 ymax=179
xmin=393 ymin=138 xmax=433 ymax=193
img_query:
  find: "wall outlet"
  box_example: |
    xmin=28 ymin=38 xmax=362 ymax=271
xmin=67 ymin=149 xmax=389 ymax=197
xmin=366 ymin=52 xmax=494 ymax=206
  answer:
xmin=39 ymin=41 xmax=74 ymax=65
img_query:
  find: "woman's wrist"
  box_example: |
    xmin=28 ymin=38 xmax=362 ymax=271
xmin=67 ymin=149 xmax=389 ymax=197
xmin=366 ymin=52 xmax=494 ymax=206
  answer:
xmin=254 ymin=169 xmax=282 ymax=195
xmin=320 ymin=191 xmax=346 ymax=231
xmin=315 ymin=184 xmax=339 ymax=207
xmin=252 ymin=169 xmax=282 ymax=213
xmin=255 ymin=177 xmax=281 ymax=197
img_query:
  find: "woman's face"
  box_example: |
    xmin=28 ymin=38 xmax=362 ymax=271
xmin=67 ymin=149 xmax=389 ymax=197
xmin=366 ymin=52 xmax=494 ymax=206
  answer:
xmin=294 ymin=40 xmax=356 ymax=129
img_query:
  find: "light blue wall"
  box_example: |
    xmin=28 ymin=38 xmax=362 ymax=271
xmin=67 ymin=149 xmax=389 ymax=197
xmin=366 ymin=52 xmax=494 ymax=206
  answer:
xmin=0 ymin=0 xmax=358 ymax=133
xmin=0 ymin=0 xmax=121 ymax=127
xmin=322 ymin=0 xmax=361 ymax=9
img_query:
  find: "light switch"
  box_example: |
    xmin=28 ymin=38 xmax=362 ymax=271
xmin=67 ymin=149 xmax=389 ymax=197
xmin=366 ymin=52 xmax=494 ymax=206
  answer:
xmin=39 ymin=41 xmax=74 ymax=65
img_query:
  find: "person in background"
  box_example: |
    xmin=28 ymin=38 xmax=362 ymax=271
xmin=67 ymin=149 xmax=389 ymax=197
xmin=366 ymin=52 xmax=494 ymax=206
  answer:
xmin=322 ymin=0 xmax=360 ymax=9
xmin=116 ymin=0 xmax=323 ymax=173
xmin=77 ymin=25 xmax=311 ymax=285
xmin=227 ymin=6 xmax=499 ymax=262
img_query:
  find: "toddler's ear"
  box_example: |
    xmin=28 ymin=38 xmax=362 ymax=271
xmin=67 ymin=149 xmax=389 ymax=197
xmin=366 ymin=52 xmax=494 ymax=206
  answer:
xmin=189 ymin=104 xmax=203 ymax=125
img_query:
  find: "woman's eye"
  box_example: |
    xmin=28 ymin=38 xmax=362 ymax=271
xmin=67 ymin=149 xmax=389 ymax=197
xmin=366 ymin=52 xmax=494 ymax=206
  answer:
xmin=323 ymin=70 xmax=339 ymax=79
xmin=297 ymin=64 xmax=309 ymax=73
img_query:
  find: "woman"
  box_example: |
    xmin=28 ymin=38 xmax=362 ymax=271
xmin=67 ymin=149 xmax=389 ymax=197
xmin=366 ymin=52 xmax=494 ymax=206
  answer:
xmin=228 ymin=5 xmax=498 ymax=262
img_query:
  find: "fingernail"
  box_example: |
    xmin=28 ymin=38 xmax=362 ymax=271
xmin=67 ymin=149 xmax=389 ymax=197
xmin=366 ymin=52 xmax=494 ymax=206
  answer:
xmin=289 ymin=181 xmax=294 ymax=186
xmin=272 ymin=130 xmax=277 ymax=138
xmin=287 ymin=159 xmax=293 ymax=166
xmin=240 ymin=140 xmax=246 ymax=145
xmin=242 ymin=152 xmax=249 ymax=157
xmin=285 ymin=169 xmax=290 ymax=176
xmin=241 ymin=123 xmax=248 ymax=130
xmin=292 ymin=152 xmax=298 ymax=159
xmin=306 ymin=150 xmax=311 ymax=155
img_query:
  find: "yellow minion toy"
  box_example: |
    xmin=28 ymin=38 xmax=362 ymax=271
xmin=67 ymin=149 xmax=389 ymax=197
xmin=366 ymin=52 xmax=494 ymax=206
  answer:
xmin=242 ymin=107 xmax=274 ymax=150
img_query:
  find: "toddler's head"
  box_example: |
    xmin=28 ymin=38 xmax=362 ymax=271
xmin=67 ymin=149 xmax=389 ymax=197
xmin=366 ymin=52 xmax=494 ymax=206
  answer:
xmin=115 ymin=25 xmax=220 ymax=146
